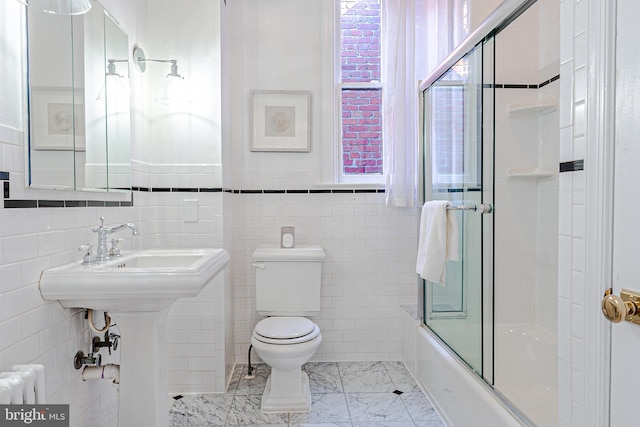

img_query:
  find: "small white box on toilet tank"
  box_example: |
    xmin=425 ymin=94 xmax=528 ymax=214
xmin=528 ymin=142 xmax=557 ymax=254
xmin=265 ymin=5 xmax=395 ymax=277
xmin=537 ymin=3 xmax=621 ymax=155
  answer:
xmin=252 ymin=244 xmax=326 ymax=316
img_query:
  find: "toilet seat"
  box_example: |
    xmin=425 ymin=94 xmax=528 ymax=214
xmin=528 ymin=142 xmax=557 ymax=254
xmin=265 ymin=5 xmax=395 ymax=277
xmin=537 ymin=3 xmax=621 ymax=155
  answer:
xmin=253 ymin=317 xmax=320 ymax=345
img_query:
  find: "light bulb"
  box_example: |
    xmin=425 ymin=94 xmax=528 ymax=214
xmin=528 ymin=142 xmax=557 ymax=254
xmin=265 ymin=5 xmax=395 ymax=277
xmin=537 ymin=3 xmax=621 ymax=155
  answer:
xmin=155 ymin=67 xmax=189 ymax=105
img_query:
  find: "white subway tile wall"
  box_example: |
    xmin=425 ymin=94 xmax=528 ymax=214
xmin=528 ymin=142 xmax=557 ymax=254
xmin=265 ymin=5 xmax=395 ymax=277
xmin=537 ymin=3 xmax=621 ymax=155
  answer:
xmin=134 ymin=191 xmax=229 ymax=395
xmin=231 ymin=191 xmax=418 ymax=364
xmin=559 ymin=0 xmax=588 ymax=425
xmin=0 ymin=203 xmax=137 ymax=427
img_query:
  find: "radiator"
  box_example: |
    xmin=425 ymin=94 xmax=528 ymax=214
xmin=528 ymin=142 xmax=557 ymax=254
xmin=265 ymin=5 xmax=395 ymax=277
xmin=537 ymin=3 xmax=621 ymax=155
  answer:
xmin=0 ymin=364 xmax=45 ymax=404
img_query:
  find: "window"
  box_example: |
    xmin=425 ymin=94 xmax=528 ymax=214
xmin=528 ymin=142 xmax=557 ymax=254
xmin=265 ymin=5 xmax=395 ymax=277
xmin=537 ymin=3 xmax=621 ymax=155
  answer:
xmin=426 ymin=51 xmax=482 ymax=189
xmin=338 ymin=0 xmax=384 ymax=183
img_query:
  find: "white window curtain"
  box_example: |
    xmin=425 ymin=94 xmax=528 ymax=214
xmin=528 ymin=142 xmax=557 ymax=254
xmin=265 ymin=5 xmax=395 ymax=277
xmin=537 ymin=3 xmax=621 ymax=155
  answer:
xmin=382 ymin=0 xmax=421 ymax=207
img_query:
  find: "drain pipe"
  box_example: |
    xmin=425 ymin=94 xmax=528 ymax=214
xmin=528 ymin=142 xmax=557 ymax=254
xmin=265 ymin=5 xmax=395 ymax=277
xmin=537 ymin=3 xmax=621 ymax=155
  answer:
xmin=82 ymin=364 xmax=120 ymax=384
xmin=244 ymin=345 xmax=255 ymax=380
xmin=86 ymin=309 xmax=111 ymax=335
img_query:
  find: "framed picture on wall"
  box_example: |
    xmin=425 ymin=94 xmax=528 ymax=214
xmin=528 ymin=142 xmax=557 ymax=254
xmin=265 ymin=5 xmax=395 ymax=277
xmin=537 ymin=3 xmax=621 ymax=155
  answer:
xmin=250 ymin=90 xmax=311 ymax=152
xmin=30 ymin=87 xmax=85 ymax=151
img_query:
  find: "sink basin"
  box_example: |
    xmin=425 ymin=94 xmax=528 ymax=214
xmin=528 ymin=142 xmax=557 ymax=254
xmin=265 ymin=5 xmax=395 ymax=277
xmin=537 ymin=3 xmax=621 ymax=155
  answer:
xmin=38 ymin=248 xmax=230 ymax=427
xmin=39 ymin=248 xmax=230 ymax=312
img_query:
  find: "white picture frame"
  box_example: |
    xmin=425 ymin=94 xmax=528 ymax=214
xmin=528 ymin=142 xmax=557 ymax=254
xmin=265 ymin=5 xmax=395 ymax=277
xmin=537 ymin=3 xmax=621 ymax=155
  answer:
xmin=30 ymin=87 xmax=85 ymax=151
xmin=250 ymin=90 xmax=311 ymax=152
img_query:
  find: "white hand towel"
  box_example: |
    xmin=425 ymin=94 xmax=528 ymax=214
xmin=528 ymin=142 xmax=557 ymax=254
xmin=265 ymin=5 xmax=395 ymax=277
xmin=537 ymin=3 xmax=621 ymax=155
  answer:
xmin=415 ymin=200 xmax=459 ymax=284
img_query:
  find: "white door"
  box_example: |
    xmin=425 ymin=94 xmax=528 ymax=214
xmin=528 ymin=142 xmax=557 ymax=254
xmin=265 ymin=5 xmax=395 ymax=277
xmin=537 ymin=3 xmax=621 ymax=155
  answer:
xmin=610 ymin=0 xmax=640 ymax=425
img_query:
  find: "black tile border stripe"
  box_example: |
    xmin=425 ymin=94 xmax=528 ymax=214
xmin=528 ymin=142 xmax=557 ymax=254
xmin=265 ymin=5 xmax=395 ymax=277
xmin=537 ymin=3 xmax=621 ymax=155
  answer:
xmin=435 ymin=187 xmax=482 ymax=193
xmin=236 ymin=188 xmax=385 ymax=194
xmin=4 ymin=200 xmax=37 ymax=209
xmin=560 ymin=159 xmax=584 ymax=173
xmin=484 ymin=74 xmax=561 ymax=89
xmin=6 ymin=161 xmax=592 ymax=205
xmin=201 ymin=188 xmax=386 ymax=195
xmin=4 ymin=199 xmax=135 ymax=209
xmin=2 ymin=168 xmax=140 ymax=209
xmin=2 ymin=186 xmax=386 ymax=209
xmin=38 ymin=200 xmax=65 ymax=208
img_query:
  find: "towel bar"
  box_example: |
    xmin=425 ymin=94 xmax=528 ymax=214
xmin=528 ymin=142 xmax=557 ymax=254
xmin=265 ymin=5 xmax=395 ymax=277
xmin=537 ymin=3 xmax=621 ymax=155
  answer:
xmin=446 ymin=203 xmax=493 ymax=214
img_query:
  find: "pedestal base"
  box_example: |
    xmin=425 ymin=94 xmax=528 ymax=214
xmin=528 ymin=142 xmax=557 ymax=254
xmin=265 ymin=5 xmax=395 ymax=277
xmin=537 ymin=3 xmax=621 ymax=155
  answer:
xmin=114 ymin=310 xmax=169 ymax=427
xmin=261 ymin=371 xmax=311 ymax=413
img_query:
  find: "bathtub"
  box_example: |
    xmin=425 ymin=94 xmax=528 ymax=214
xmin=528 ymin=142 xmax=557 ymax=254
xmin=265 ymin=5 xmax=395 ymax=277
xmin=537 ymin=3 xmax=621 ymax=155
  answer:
xmin=402 ymin=308 xmax=552 ymax=426
xmin=493 ymin=323 xmax=558 ymax=427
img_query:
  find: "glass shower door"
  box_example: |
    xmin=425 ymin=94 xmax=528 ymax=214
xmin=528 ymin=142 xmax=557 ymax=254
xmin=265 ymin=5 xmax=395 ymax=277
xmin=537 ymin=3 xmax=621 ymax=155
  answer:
xmin=422 ymin=43 xmax=490 ymax=376
xmin=419 ymin=1 xmax=559 ymax=423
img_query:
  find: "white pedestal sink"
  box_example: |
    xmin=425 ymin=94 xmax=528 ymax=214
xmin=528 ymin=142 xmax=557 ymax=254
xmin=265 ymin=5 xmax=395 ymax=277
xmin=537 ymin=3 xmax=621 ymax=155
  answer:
xmin=39 ymin=249 xmax=230 ymax=427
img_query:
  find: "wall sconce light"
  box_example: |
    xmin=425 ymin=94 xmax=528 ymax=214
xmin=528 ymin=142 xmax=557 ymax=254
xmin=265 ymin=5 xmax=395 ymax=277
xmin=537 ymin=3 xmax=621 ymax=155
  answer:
xmin=132 ymin=46 xmax=189 ymax=106
xmin=97 ymin=59 xmax=130 ymax=100
xmin=16 ymin=0 xmax=92 ymax=15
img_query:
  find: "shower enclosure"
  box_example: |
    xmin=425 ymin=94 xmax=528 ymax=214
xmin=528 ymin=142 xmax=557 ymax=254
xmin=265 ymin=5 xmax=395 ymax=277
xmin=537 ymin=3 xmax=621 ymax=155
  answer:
xmin=419 ymin=0 xmax=558 ymax=425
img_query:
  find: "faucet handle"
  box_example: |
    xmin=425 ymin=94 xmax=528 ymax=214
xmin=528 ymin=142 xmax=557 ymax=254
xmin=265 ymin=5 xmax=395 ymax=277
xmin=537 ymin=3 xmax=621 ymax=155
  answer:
xmin=92 ymin=216 xmax=108 ymax=233
xmin=108 ymin=239 xmax=121 ymax=257
xmin=79 ymin=243 xmax=96 ymax=264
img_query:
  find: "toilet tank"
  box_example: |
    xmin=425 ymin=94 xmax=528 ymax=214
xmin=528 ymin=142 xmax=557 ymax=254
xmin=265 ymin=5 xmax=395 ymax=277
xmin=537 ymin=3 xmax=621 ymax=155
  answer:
xmin=253 ymin=244 xmax=326 ymax=316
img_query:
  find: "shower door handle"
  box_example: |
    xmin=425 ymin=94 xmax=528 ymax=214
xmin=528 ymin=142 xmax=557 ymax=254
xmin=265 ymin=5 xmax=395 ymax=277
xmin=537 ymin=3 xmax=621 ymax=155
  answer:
xmin=479 ymin=203 xmax=493 ymax=214
xmin=445 ymin=203 xmax=494 ymax=213
xmin=601 ymin=288 xmax=640 ymax=325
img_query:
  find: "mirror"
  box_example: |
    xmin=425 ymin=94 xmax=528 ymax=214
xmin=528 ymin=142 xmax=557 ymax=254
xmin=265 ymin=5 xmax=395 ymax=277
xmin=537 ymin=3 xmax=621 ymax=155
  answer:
xmin=27 ymin=2 xmax=131 ymax=191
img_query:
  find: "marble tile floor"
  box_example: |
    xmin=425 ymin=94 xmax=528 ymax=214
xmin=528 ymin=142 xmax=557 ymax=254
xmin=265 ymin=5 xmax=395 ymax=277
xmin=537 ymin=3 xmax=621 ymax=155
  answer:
xmin=169 ymin=361 xmax=445 ymax=427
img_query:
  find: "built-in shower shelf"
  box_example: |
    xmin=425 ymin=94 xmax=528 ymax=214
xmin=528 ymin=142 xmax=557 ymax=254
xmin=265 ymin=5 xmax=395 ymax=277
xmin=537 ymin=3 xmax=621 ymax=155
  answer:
xmin=507 ymin=102 xmax=557 ymax=117
xmin=506 ymin=166 xmax=557 ymax=180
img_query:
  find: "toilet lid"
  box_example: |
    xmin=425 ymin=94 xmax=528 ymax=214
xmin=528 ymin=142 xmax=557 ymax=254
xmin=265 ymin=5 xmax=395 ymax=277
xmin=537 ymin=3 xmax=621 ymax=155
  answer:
xmin=255 ymin=317 xmax=316 ymax=339
xmin=253 ymin=317 xmax=320 ymax=344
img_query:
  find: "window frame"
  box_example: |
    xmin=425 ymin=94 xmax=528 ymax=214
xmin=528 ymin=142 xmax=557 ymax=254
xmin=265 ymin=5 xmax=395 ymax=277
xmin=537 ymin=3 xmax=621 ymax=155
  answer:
xmin=333 ymin=0 xmax=387 ymax=185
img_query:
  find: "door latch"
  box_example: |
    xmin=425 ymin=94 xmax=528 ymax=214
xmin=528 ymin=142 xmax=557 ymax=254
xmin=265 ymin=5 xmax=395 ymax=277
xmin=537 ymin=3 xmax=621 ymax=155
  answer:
xmin=601 ymin=288 xmax=640 ymax=325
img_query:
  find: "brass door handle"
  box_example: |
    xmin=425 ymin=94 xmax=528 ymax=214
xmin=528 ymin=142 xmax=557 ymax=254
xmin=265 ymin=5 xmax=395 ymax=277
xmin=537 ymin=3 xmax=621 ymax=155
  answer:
xmin=602 ymin=289 xmax=640 ymax=325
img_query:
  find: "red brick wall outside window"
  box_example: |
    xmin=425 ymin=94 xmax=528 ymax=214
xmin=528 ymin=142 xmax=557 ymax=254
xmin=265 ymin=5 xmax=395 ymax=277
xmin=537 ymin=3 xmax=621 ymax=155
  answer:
xmin=432 ymin=86 xmax=465 ymax=180
xmin=340 ymin=0 xmax=382 ymax=175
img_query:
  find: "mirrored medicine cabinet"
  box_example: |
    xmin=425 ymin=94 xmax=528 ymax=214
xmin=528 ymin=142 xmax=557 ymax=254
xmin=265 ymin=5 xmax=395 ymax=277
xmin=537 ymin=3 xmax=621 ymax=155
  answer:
xmin=26 ymin=1 xmax=131 ymax=192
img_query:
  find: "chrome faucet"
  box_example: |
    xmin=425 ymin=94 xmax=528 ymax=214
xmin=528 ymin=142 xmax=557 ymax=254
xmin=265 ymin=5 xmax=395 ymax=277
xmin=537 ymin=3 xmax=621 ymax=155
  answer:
xmin=91 ymin=217 xmax=140 ymax=262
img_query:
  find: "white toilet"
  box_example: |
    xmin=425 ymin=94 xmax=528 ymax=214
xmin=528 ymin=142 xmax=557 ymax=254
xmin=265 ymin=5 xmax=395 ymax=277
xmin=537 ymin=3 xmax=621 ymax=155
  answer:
xmin=251 ymin=244 xmax=326 ymax=413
